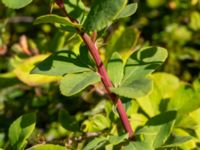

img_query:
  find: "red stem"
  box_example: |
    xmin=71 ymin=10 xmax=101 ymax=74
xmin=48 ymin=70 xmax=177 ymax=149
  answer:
xmin=81 ymin=33 xmax=134 ymax=139
xmin=55 ymin=0 xmax=134 ymax=139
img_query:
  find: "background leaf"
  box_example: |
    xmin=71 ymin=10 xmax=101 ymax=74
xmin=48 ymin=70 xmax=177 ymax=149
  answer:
xmin=59 ymin=109 xmax=79 ymax=131
xmin=81 ymin=114 xmax=110 ymax=132
xmin=14 ymin=55 xmax=60 ymax=86
xmin=30 ymin=144 xmax=67 ymax=150
xmin=105 ymin=26 xmax=140 ymax=61
xmin=8 ymin=113 xmax=36 ymax=150
xmin=2 ymin=0 xmax=32 ymax=9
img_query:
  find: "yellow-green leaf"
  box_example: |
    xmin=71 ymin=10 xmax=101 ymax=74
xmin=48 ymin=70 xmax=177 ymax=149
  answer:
xmin=14 ymin=55 xmax=60 ymax=86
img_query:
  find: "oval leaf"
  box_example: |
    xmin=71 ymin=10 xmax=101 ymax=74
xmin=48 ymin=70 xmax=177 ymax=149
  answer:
xmin=31 ymin=51 xmax=90 ymax=76
xmin=60 ymin=71 xmax=100 ymax=96
xmin=8 ymin=113 xmax=36 ymax=150
xmin=122 ymin=46 xmax=168 ymax=86
xmin=2 ymin=0 xmax=32 ymax=9
xmin=110 ymin=78 xmax=152 ymax=98
xmin=83 ymin=0 xmax=127 ymax=32
xmin=115 ymin=3 xmax=138 ymax=19
xmin=34 ymin=14 xmax=81 ymax=28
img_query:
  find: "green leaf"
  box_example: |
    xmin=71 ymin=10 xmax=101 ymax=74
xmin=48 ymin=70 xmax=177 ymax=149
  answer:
xmin=48 ymin=31 xmax=67 ymax=52
xmin=79 ymin=45 xmax=95 ymax=68
xmin=30 ymin=144 xmax=67 ymax=150
xmin=122 ymin=46 xmax=168 ymax=85
xmin=81 ymin=114 xmax=110 ymax=132
xmin=136 ymin=73 xmax=180 ymax=117
xmin=163 ymin=136 xmax=192 ymax=148
xmin=2 ymin=0 xmax=32 ymax=9
xmin=136 ymin=111 xmax=177 ymax=148
xmin=31 ymin=51 xmax=90 ymax=76
xmin=83 ymin=0 xmax=127 ymax=32
xmin=59 ymin=109 xmax=79 ymax=132
xmin=110 ymin=78 xmax=152 ymax=98
xmin=0 ymin=72 xmax=19 ymax=90
xmin=83 ymin=137 xmax=107 ymax=150
xmin=34 ymin=14 xmax=81 ymax=28
xmin=113 ymin=46 xmax=167 ymax=99
xmin=105 ymin=26 xmax=140 ymax=61
xmin=60 ymin=71 xmax=100 ymax=96
xmin=122 ymin=142 xmax=154 ymax=150
xmin=15 ymin=55 xmax=60 ymax=86
xmin=168 ymin=84 xmax=200 ymax=116
xmin=107 ymin=52 xmax=124 ymax=87
xmin=8 ymin=113 xmax=36 ymax=150
xmin=115 ymin=3 xmax=138 ymax=19
xmin=193 ymin=78 xmax=200 ymax=92
xmin=64 ymin=0 xmax=85 ymax=20
xmin=108 ymin=134 xmax=128 ymax=146
xmin=189 ymin=11 xmax=200 ymax=31
xmin=146 ymin=0 xmax=166 ymax=8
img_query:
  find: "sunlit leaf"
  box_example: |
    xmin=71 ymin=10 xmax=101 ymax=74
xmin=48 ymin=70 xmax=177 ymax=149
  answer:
xmin=122 ymin=46 xmax=168 ymax=85
xmin=105 ymin=26 xmax=140 ymax=61
xmin=136 ymin=73 xmax=180 ymax=117
xmin=2 ymin=0 xmax=32 ymax=9
xmin=30 ymin=144 xmax=67 ymax=150
xmin=189 ymin=11 xmax=200 ymax=31
xmin=14 ymin=55 xmax=60 ymax=86
xmin=136 ymin=111 xmax=177 ymax=148
xmin=162 ymin=136 xmax=192 ymax=148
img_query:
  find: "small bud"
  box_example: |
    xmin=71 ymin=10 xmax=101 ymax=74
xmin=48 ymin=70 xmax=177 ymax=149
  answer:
xmin=55 ymin=0 xmax=64 ymax=8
